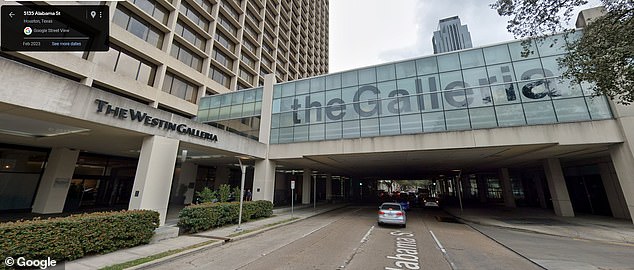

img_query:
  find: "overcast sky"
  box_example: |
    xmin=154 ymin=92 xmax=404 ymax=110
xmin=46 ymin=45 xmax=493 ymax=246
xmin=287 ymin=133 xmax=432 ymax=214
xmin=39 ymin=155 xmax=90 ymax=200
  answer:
xmin=328 ymin=0 xmax=599 ymax=73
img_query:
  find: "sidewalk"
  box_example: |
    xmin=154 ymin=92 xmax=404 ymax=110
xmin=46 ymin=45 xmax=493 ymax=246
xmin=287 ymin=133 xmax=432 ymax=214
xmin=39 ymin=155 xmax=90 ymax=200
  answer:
xmin=444 ymin=206 xmax=634 ymax=245
xmin=66 ymin=203 xmax=347 ymax=270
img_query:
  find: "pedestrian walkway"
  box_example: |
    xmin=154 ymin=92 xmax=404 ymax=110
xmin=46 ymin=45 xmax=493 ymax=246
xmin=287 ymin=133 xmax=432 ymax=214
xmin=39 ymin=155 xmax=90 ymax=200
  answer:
xmin=65 ymin=203 xmax=347 ymax=270
xmin=444 ymin=206 xmax=634 ymax=245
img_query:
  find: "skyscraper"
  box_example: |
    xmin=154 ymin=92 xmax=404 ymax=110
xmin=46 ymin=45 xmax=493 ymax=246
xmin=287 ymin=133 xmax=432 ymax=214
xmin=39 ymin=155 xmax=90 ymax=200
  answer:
xmin=432 ymin=16 xmax=473 ymax=54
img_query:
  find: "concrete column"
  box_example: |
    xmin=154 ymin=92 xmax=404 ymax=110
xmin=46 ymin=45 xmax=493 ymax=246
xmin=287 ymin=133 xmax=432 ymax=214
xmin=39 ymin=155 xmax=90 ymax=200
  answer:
xmin=607 ymin=97 xmax=634 ymax=222
xmin=179 ymin=162 xmax=198 ymax=205
xmin=599 ymin=163 xmax=630 ymax=219
xmin=326 ymin=174 xmax=332 ymax=201
xmin=606 ymin=144 xmax=634 ymax=220
xmin=129 ymin=136 xmax=179 ymax=225
xmin=258 ymin=74 xmax=276 ymax=144
xmin=252 ymin=159 xmax=276 ymax=201
xmin=302 ymin=169 xmax=312 ymax=204
xmin=543 ymin=158 xmax=574 ymax=217
xmin=499 ymin=168 xmax=516 ymax=208
xmin=533 ymin=174 xmax=548 ymax=209
xmin=31 ymin=148 xmax=80 ymax=214
xmin=478 ymin=176 xmax=487 ymax=203
xmin=214 ymin=165 xmax=230 ymax=188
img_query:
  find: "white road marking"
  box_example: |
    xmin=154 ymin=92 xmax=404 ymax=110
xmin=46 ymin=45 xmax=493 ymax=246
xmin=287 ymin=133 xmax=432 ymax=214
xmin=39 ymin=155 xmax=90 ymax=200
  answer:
xmin=430 ymin=230 xmax=446 ymax=253
xmin=430 ymin=230 xmax=457 ymax=270
xmin=360 ymin=226 xmax=374 ymax=243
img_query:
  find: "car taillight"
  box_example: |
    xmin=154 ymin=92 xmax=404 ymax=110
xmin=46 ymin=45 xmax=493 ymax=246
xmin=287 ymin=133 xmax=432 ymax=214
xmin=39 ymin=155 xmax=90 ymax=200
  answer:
xmin=396 ymin=212 xmax=403 ymax=216
xmin=379 ymin=211 xmax=385 ymax=215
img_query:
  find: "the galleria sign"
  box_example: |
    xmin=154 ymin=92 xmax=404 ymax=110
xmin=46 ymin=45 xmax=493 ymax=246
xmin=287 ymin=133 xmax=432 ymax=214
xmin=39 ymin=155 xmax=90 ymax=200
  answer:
xmin=94 ymin=99 xmax=218 ymax=142
xmin=289 ymin=66 xmax=558 ymax=124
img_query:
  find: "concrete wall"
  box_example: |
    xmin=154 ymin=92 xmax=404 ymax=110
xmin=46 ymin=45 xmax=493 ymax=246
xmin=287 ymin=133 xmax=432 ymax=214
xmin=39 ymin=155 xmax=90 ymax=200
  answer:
xmin=268 ymin=120 xmax=623 ymax=159
xmin=0 ymin=57 xmax=267 ymax=159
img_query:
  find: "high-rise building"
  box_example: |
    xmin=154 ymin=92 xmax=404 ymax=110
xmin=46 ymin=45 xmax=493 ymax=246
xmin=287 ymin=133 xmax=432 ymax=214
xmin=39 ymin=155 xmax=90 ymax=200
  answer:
xmin=432 ymin=16 xmax=473 ymax=54
xmin=0 ymin=0 xmax=328 ymax=225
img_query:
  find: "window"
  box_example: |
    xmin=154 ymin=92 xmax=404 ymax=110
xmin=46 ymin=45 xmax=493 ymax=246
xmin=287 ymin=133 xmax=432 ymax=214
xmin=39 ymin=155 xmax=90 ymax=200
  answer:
xmin=244 ymin=22 xmax=258 ymax=39
xmin=96 ymin=46 xmax=157 ymax=86
xmin=131 ymin=0 xmax=168 ymax=24
xmin=243 ymin=38 xmax=256 ymax=54
xmin=209 ymin=65 xmax=231 ymax=87
xmin=241 ymin=53 xmax=256 ymax=69
xmin=180 ymin=1 xmax=209 ymax=31
xmin=191 ymin=0 xmax=213 ymax=14
xmin=113 ymin=6 xmax=164 ymax=48
xmin=175 ymin=20 xmax=206 ymax=50
xmin=218 ymin=14 xmax=238 ymax=36
xmin=239 ymin=68 xmax=254 ymax=83
xmin=262 ymin=42 xmax=274 ymax=55
xmin=212 ymin=47 xmax=233 ymax=69
xmin=219 ymin=0 xmax=240 ymax=19
xmin=215 ymin=31 xmax=236 ymax=52
xmin=170 ymin=41 xmax=203 ymax=71
xmin=162 ymin=72 xmax=199 ymax=103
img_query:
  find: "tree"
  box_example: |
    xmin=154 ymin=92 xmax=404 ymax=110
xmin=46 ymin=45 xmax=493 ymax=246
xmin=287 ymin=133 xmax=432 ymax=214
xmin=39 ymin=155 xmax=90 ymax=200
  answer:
xmin=491 ymin=0 xmax=634 ymax=104
xmin=196 ymin=187 xmax=217 ymax=203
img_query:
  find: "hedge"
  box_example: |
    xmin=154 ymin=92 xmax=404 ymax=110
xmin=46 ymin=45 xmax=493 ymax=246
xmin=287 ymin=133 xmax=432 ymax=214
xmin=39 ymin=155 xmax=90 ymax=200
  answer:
xmin=178 ymin=200 xmax=273 ymax=233
xmin=0 ymin=210 xmax=159 ymax=265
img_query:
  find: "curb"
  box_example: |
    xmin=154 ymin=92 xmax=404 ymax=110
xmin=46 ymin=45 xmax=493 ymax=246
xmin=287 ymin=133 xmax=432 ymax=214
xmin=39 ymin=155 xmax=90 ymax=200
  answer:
xmin=446 ymin=211 xmax=634 ymax=247
xmin=442 ymin=211 xmax=547 ymax=270
xmin=127 ymin=204 xmax=348 ymax=270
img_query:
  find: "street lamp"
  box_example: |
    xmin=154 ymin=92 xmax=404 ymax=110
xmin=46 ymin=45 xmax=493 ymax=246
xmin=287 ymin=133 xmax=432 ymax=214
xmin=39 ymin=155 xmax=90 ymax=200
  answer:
xmin=236 ymin=158 xmax=248 ymax=231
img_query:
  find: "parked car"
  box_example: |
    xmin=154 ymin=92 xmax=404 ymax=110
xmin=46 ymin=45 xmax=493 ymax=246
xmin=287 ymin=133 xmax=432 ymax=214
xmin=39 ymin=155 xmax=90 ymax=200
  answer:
xmin=378 ymin=202 xmax=407 ymax=227
xmin=422 ymin=197 xmax=441 ymax=208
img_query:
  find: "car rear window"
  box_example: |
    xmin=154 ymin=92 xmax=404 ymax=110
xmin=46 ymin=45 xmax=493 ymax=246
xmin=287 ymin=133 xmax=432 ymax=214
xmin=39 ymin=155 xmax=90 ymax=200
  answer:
xmin=380 ymin=204 xmax=401 ymax=210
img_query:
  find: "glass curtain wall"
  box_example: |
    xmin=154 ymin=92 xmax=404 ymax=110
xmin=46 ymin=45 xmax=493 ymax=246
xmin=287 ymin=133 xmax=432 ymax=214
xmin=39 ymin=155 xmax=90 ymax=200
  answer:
xmin=268 ymin=34 xmax=613 ymax=144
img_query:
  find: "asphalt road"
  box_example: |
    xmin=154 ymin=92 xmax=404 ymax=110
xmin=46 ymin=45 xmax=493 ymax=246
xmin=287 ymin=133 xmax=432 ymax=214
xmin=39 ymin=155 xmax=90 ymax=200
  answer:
xmin=147 ymin=206 xmax=540 ymax=270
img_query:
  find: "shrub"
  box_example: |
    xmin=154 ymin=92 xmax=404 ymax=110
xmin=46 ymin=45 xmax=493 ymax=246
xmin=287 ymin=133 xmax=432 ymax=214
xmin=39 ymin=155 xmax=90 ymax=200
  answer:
xmin=196 ymin=187 xmax=217 ymax=203
xmin=218 ymin=184 xmax=231 ymax=203
xmin=0 ymin=210 xmax=158 ymax=265
xmin=178 ymin=200 xmax=274 ymax=233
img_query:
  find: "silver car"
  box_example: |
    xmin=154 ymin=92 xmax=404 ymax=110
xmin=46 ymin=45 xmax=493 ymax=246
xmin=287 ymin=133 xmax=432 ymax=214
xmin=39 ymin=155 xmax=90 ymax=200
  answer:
xmin=377 ymin=202 xmax=406 ymax=227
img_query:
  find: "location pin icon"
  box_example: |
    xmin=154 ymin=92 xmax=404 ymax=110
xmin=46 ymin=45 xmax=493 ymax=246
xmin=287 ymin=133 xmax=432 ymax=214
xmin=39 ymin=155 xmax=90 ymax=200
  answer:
xmin=90 ymin=11 xmax=96 ymax=18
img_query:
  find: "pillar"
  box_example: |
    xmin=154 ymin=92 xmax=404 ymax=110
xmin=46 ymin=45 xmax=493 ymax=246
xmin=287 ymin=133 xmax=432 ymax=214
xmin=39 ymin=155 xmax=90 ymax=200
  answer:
xmin=478 ymin=176 xmax=487 ymax=203
xmin=533 ymin=174 xmax=548 ymax=209
xmin=129 ymin=136 xmax=179 ymax=225
xmin=302 ymin=169 xmax=311 ymax=204
xmin=499 ymin=168 xmax=516 ymax=208
xmin=543 ymin=158 xmax=574 ymax=217
xmin=214 ymin=165 xmax=230 ymax=188
xmin=252 ymin=159 xmax=276 ymax=201
xmin=606 ymin=144 xmax=634 ymax=220
xmin=31 ymin=148 xmax=80 ymax=214
xmin=179 ymin=162 xmax=198 ymax=205
xmin=326 ymin=174 xmax=332 ymax=201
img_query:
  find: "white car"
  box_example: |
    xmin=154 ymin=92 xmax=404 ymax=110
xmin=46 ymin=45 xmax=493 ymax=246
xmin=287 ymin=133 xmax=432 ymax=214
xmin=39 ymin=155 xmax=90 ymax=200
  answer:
xmin=378 ymin=202 xmax=406 ymax=227
xmin=423 ymin=197 xmax=440 ymax=208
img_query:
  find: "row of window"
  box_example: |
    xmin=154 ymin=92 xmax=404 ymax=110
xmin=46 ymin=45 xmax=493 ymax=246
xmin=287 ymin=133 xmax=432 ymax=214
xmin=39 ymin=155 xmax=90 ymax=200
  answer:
xmin=162 ymin=72 xmax=199 ymax=103
xmin=95 ymin=46 xmax=157 ymax=86
xmin=269 ymin=96 xmax=612 ymax=144
xmin=170 ymin=41 xmax=203 ymax=71
xmin=113 ymin=5 xmax=164 ymax=49
xmin=273 ymin=55 xmax=570 ymax=98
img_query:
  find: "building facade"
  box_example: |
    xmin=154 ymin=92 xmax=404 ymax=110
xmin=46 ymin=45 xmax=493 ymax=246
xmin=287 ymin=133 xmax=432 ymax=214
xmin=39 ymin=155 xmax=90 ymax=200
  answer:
xmin=0 ymin=0 xmax=328 ymax=225
xmin=200 ymin=32 xmax=634 ymax=222
xmin=2 ymin=3 xmax=634 ymax=228
xmin=432 ymin=16 xmax=473 ymax=54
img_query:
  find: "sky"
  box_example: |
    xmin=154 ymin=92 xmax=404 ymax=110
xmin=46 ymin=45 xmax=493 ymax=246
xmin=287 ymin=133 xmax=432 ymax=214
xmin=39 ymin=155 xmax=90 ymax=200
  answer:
xmin=328 ymin=0 xmax=599 ymax=73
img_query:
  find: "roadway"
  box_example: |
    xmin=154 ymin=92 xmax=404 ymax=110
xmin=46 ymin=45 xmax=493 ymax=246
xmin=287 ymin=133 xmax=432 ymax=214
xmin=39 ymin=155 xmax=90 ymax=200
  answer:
xmin=146 ymin=206 xmax=540 ymax=270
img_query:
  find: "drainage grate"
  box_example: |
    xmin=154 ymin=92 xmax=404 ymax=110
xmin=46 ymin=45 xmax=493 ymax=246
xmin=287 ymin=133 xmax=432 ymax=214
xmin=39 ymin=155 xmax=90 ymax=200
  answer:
xmin=436 ymin=216 xmax=463 ymax=224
